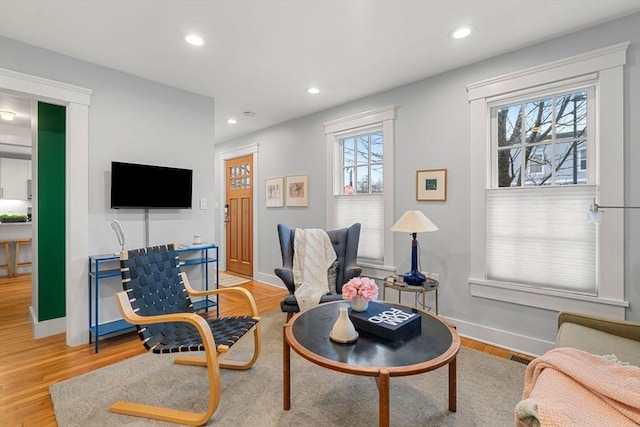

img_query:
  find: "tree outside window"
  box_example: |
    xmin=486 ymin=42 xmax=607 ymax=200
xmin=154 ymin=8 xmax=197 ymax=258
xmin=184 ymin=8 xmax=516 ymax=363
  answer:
xmin=495 ymin=90 xmax=588 ymax=187
xmin=341 ymin=131 xmax=383 ymax=195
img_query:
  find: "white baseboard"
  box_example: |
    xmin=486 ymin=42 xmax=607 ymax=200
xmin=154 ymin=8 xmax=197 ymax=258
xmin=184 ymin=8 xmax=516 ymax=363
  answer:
xmin=254 ymin=272 xmax=286 ymax=289
xmin=29 ymin=305 xmax=66 ymax=339
xmin=443 ymin=315 xmax=554 ymax=357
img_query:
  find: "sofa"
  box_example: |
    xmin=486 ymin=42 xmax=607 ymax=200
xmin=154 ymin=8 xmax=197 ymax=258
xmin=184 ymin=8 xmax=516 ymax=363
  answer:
xmin=555 ymin=311 xmax=639 ymax=365
xmin=515 ymin=312 xmax=640 ymax=426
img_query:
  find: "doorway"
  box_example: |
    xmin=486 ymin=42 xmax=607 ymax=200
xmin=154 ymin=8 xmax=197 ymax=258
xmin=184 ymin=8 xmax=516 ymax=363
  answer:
xmin=1 ymin=68 xmax=91 ymax=346
xmin=0 ymin=93 xmax=34 ymax=321
xmin=225 ymin=154 xmax=253 ymax=277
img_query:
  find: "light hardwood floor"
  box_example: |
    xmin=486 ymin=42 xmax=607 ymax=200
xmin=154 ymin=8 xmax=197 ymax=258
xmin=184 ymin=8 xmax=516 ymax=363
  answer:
xmin=0 ymin=273 xmax=531 ymax=426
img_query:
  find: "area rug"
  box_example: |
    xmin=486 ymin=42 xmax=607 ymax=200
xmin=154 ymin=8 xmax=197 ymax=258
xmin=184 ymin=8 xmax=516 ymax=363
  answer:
xmin=50 ymin=312 xmax=526 ymax=426
xmin=217 ymin=272 xmax=250 ymax=287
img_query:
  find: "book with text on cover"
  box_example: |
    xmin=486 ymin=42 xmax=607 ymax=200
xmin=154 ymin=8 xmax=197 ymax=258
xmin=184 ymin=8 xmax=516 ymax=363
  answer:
xmin=348 ymin=301 xmax=421 ymax=341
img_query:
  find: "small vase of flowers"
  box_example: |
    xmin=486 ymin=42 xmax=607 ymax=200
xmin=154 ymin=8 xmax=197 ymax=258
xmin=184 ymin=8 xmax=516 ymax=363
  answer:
xmin=342 ymin=277 xmax=378 ymax=312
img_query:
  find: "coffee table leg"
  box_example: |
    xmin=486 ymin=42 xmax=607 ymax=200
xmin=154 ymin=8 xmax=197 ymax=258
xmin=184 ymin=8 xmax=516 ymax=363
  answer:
xmin=448 ymin=357 xmax=457 ymax=412
xmin=283 ymin=324 xmax=291 ymax=410
xmin=378 ymin=369 xmax=390 ymax=427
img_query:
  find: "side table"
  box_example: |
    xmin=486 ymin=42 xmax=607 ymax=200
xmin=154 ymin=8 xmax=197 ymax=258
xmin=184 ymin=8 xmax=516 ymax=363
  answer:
xmin=382 ymin=276 xmax=439 ymax=315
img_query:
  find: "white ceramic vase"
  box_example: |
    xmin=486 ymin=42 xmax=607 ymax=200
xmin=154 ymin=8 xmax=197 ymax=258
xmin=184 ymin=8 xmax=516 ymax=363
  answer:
xmin=350 ymin=296 xmax=369 ymax=312
xmin=330 ymin=307 xmax=359 ymax=343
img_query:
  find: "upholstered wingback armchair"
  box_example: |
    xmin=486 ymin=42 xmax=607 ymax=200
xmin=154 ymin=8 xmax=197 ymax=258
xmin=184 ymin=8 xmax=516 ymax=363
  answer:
xmin=275 ymin=223 xmax=361 ymax=319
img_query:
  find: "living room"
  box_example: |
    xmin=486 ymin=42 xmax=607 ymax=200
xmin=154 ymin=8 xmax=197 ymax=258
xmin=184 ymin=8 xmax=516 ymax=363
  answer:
xmin=0 ymin=1 xmax=638 ymax=426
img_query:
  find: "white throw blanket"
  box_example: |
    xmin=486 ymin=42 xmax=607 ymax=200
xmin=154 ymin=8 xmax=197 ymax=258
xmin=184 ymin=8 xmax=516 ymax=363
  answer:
xmin=292 ymin=228 xmax=337 ymax=312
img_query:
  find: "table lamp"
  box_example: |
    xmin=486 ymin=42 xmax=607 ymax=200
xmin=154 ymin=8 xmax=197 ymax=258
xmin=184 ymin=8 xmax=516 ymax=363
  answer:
xmin=390 ymin=210 xmax=438 ymax=285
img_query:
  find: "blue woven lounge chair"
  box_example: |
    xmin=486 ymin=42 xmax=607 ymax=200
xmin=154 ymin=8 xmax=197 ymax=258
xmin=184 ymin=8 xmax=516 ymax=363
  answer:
xmin=110 ymin=243 xmax=261 ymax=426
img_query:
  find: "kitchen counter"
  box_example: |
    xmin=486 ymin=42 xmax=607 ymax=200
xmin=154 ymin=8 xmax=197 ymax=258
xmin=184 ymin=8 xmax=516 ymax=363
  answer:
xmin=0 ymin=222 xmax=32 ymax=240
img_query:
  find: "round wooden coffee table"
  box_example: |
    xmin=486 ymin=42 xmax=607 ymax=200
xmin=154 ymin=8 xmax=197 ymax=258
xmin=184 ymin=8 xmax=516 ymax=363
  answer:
xmin=283 ymin=301 xmax=460 ymax=426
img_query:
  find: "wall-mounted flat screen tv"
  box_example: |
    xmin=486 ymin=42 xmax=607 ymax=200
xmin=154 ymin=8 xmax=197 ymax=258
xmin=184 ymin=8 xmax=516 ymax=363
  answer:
xmin=110 ymin=161 xmax=193 ymax=209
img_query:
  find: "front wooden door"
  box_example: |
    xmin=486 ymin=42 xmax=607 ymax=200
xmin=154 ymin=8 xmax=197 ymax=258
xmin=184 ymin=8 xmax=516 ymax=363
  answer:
xmin=225 ymin=155 xmax=253 ymax=276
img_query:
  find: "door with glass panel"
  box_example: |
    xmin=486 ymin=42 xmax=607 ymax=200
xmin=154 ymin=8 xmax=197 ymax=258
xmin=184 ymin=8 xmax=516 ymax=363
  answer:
xmin=225 ymin=155 xmax=253 ymax=277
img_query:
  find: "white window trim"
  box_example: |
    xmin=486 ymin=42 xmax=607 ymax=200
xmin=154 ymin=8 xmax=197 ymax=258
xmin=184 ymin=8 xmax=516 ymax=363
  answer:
xmin=467 ymin=43 xmax=629 ymax=318
xmin=324 ymin=106 xmax=396 ymax=279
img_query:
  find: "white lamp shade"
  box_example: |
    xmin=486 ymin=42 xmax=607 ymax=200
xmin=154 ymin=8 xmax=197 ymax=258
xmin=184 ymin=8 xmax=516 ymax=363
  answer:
xmin=390 ymin=210 xmax=438 ymax=233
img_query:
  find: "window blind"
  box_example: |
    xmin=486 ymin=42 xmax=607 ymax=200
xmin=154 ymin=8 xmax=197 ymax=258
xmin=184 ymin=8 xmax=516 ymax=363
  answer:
xmin=334 ymin=194 xmax=383 ymax=263
xmin=486 ymin=185 xmax=596 ymax=294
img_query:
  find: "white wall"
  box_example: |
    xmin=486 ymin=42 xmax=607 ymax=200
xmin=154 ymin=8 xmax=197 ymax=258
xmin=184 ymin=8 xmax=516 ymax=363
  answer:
xmin=0 ymin=37 xmax=216 ymax=337
xmin=215 ymin=13 xmax=640 ymax=355
xmin=0 ymin=199 xmax=31 ymax=216
xmin=1 ymin=13 xmax=636 ymax=352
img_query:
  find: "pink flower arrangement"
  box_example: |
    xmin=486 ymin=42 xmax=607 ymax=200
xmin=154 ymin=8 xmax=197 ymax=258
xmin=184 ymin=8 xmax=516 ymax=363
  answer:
xmin=342 ymin=277 xmax=378 ymax=301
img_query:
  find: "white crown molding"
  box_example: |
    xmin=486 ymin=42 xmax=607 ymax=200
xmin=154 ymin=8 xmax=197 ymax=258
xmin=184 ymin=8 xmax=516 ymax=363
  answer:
xmin=323 ymin=105 xmax=396 ymax=135
xmin=0 ymin=68 xmax=92 ymax=105
xmin=218 ymin=142 xmax=258 ymax=160
xmin=467 ymin=42 xmax=629 ymax=101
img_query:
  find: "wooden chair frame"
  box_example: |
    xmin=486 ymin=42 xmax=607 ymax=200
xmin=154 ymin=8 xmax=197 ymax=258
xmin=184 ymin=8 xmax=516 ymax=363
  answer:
xmin=110 ymin=267 xmax=261 ymax=426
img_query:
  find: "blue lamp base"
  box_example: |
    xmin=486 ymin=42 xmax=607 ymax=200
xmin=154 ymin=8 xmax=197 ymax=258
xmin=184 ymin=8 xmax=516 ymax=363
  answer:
xmin=403 ymin=233 xmax=425 ymax=285
xmin=403 ymin=270 xmax=426 ymax=286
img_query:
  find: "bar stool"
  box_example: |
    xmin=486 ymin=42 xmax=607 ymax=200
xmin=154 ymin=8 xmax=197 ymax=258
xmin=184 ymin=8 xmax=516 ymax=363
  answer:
xmin=0 ymin=240 xmax=11 ymax=276
xmin=13 ymin=238 xmax=32 ymax=277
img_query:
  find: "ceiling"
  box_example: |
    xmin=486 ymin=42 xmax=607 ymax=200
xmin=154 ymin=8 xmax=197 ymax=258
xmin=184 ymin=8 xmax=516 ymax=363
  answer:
xmin=0 ymin=0 xmax=638 ymax=144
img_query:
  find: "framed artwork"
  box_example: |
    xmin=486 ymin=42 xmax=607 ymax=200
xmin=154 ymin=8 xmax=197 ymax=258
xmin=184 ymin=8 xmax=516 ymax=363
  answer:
xmin=286 ymin=175 xmax=308 ymax=207
xmin=416 ymin=169 xmax=447 ymax=201
xmin=265 ymin=177 xmax=284 ymax=207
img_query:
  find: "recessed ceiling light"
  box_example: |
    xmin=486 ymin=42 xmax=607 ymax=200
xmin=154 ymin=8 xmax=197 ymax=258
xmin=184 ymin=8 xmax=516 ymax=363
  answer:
xmin=185 ymin=34 xmax=204 ymax=46
xmin=0 ymin=110 xmax=16 ymax=121
xmin=451 ymin=26 xmax=472 ymax=39
xmin=227 ymin=118 xmax=237 ymax=124
xmin=307 ymin=87 xmax=320 ymax=95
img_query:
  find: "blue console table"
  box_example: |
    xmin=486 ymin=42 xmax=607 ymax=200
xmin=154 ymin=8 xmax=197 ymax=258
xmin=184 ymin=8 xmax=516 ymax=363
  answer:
xmin=88 ymin=243 xmax=219 ymax=353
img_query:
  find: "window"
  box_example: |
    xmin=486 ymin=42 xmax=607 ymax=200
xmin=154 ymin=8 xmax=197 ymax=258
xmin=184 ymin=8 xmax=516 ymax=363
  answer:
xmin=495 ymin=90 xmax=588 ymax=187
xmin=526 ymin=154 xmax=545 ymax=175
xmin=335 ymin=129 xmax=384 ymax=263
xmin=340 ymin=132 xmax=383 ymax=195
xmin=488 ymin=87 xmax=596 ymax=294
xmin=578 ymin=148 xmax=587 ymax=171
xmin=467 ymin=43 xmax=628 ymax=317
xmin=325 ymin=106 xmax=396 ymax=276
xmin=335 ymin=130 xmax=384 ymax=263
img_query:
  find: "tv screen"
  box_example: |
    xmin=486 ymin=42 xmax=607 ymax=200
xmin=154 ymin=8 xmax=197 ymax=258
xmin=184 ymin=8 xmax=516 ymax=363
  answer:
xmin=110 ymin=161 xmax=193 ymax=209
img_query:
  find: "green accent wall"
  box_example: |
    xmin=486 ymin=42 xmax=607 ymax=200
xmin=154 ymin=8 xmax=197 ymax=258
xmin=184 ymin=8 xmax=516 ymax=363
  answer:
xmin=38 ymin=102 xmax=66 ymax=321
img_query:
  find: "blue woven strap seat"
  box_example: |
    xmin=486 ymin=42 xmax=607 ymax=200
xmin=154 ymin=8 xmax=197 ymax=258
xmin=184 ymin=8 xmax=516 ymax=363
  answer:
xmin=142 ymin=316 xmax=259 ymax=354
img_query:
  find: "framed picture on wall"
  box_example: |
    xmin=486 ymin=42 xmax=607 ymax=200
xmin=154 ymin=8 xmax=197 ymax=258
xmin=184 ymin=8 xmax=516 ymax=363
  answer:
xmin=416 ymin=169 xmax=447 ymax=201
xmin=265 ymin=177 xmax=284 ymax=207
xmin=285 ymin=175 xmax=308 ymax=207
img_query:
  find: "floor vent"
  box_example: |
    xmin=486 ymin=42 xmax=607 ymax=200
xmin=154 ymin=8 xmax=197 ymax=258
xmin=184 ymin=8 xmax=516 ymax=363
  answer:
xmin=509 ymin=354 xmax=533 ymax=365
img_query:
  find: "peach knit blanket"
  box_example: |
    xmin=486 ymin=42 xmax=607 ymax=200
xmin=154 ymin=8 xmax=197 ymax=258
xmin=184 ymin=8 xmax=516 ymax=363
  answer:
xmin=515 ymin=347 xmax=640 ymax=427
